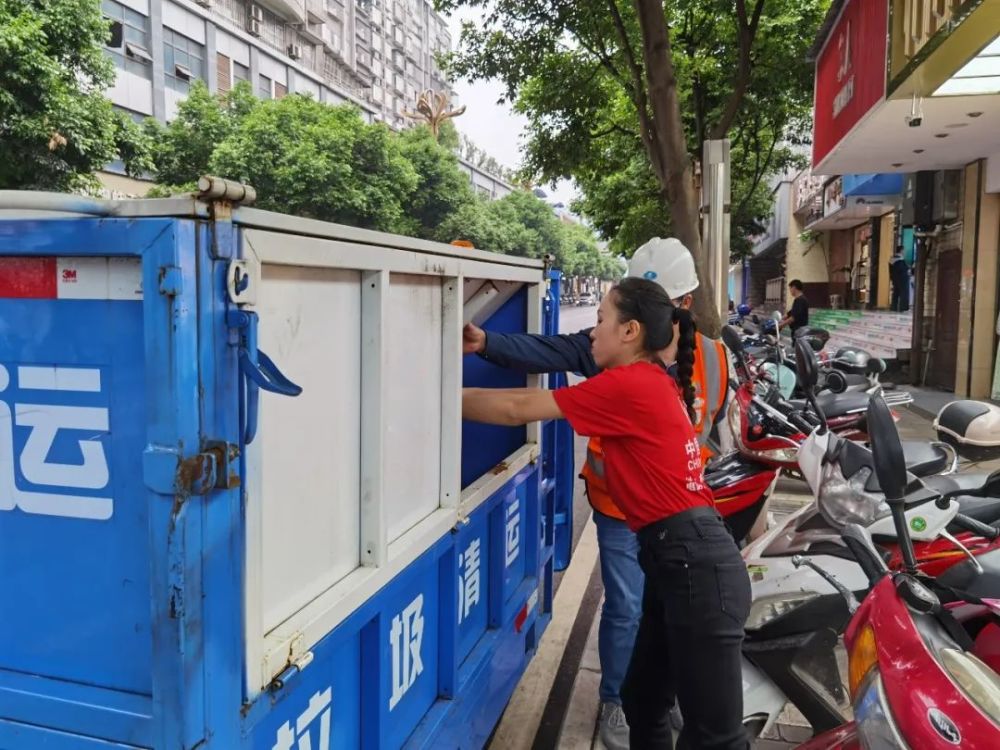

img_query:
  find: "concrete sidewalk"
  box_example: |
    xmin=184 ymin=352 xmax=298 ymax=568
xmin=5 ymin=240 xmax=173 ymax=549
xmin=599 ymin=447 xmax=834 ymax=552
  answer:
xmin=551 ymin=404 xmax=996 ymax=749
xmin=555 ymin=483 xmax=818 ymax=750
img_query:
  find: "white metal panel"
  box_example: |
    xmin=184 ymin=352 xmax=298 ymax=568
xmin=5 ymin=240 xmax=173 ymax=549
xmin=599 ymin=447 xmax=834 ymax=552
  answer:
xmin=119 ymin=0 xmax=149 ymax=14
xmin=384 ymin=274 xmax=443 ymax=542
xmin=360 ymin=271 xmax=388 ymax=567
xmin=292 ymin=71 xmax=321 ymax=97
xmin=215 ymin=30 xmax=250 ymax=66
xmin=239 ymin=226 xmax=545 ymax=688
xmin=163 ymin=87 xmax=185 ymax=122
xmin=253 ymin=265 xmax=363 ymax=635
xmin=258 ymin=54 xmax=288 ymax=84
xmin=162 ymin=1 xmax=206 ymax=44
xmin=109 ymin=70 xmax=154 ymax=115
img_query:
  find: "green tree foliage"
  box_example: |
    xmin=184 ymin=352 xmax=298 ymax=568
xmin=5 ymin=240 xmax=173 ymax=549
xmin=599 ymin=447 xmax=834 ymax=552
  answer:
xmin=142 ymin=86 xmax=616 ymax=277
xmin=0 ymin=0 xmax=152 ymax=191
xmin=207 ymin=95 xmax=418 ymax=233
xmin=396 ymin=124 xmax=475 ymax=238
xmin=143 ymin=80 xmax=258 ymax=187
xmin=438 ymin=0 xmax=828 ymax=333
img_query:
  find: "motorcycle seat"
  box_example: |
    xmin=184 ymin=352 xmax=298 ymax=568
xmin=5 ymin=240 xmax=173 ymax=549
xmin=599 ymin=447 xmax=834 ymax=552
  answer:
xmin=938 ymin=548 xmax=1000 ymax=600
xmin=835 ymin=438 xmax=953 ymax=493
xmin=787 ymin=391 xmax=870 ymax=419
xmin=922 ymin=473 xmax=995 ymax=496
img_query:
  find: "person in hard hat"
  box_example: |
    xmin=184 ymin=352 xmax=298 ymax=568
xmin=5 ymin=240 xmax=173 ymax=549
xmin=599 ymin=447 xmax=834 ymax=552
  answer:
xmin=462 ymin=278 xmax=751 ymax=750
xmin=461 ymin=237 xmax=730 ymax=750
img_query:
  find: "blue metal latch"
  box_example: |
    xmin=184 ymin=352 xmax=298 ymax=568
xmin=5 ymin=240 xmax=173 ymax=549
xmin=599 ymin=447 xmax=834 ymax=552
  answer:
xmin=227 ymin=309 xmax=303 ymax=444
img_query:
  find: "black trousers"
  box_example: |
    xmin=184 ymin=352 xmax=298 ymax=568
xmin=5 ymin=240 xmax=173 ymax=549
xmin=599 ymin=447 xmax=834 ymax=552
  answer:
xmin=891 ymin=285 xmax=909 ymax=313
xmin=621 ymin=507 xmax=751 ymax=749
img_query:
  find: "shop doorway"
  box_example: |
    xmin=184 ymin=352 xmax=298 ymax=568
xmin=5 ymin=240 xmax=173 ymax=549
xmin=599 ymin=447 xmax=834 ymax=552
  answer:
xmin=927 ymin=249 xmax=962 ymax=391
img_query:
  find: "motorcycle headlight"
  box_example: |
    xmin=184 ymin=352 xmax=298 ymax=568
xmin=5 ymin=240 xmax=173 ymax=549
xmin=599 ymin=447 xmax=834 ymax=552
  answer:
xmin=940 ymin=648 xmax=1000 ymax=722
xmin=855 ymin=672 xmax=908 ymax=749
xmin=816 ymin=464 xmax=888 ymax=529
xmin=745 ymin=592 xmax=819 ymax=631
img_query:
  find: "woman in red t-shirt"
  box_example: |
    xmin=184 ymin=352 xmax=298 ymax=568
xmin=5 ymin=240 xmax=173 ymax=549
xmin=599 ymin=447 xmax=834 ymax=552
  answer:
xmin=463 ymin=277 xmax=751 ymax=749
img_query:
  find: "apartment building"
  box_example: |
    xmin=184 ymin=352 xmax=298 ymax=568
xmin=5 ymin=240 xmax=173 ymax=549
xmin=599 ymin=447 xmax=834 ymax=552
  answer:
xmin=99 ymin=0 xmax=516 ymax=199
xmin=103 ymin=0 xmax=452 ymax=122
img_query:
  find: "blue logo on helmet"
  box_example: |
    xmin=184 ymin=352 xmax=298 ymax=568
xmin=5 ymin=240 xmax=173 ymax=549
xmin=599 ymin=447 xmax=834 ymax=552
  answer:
xmin=643 ymin=271 xmax=658 ymax=280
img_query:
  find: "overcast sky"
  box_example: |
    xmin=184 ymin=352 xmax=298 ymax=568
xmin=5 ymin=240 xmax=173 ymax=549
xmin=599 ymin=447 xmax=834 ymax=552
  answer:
xmin=443 ymin=9 xmax=578 ymax=207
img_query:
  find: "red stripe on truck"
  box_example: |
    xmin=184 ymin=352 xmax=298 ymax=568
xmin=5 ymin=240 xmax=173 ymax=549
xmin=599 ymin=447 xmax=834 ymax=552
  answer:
xmin=0 ymin=257 xmax=57 ymax=298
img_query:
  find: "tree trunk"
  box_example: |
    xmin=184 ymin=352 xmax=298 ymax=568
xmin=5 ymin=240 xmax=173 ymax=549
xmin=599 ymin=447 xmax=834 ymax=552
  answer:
xmin=633 ymin=0 xmax=722 ymax=337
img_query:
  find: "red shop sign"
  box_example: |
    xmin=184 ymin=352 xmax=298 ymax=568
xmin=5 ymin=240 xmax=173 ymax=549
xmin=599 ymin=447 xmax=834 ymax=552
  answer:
xmin=812 ymin=0 xmax=888 ymax=169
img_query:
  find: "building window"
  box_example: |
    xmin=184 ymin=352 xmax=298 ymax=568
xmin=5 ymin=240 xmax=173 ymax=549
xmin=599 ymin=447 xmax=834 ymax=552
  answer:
xmin=163 ymin=28 xmax=205 ymax=94
xmin=217 ymin=52 xmax=232 ymax=93
xmin=274 ymin=82 xmax=288 ymax=99
xmin=234 ymin=61 xmax=251 ymax=85
xmin=102 ymin=0 xmax=152 ymax=79
xmin=218 ymin=54 xmax=251 ymax=94
xmin=258 ymin=74 xmax=273 ymax=99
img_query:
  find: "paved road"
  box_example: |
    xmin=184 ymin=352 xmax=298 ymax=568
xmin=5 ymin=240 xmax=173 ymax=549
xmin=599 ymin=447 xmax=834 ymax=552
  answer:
xmin=552 ymin=305 xmax=599 ymax=595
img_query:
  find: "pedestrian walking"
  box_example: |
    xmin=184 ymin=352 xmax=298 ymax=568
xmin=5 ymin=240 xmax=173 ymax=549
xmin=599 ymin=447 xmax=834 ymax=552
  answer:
xmin=780 ymin=280 xmax=809 ymax=334
xmin=463 ymin=278 xmax=751 ymax=750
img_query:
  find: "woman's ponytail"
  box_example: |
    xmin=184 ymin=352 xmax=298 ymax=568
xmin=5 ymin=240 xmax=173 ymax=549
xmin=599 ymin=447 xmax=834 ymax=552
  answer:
xmin=672 ymin=307 xmax=698 ymax=422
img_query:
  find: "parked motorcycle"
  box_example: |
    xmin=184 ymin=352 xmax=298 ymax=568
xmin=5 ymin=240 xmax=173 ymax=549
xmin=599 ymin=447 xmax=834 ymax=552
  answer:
xmin=739 ymin=340 xmax=1000 ymax=738
xmin=795 ymin=396 xmax=1000 ymax=749
xmin=723 ymin=326 xmax=916 ymax=471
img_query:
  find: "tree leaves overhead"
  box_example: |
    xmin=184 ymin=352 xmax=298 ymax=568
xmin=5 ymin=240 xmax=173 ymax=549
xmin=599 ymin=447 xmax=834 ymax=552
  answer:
xmin=438 ymin=0 xmax=828 ymax=332
xmin=144 ymin=84 xmax=621 ymax=279
xmin=0 ymin=0 xmax=152 ymax=191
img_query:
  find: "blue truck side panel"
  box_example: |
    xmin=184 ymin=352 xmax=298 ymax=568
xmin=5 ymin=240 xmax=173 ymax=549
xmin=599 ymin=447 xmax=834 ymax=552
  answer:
xmin=0 ymin=214 xmax=572 ymax=749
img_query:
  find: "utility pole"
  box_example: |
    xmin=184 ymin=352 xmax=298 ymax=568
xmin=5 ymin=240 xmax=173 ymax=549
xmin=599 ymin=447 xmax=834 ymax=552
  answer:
xmin=701 ymin=140 xmax=731 ymax=318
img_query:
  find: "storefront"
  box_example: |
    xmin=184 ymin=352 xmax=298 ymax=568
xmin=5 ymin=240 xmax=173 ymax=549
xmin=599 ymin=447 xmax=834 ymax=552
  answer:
xmin=809 ymin=0 xmax=1000 ymax=397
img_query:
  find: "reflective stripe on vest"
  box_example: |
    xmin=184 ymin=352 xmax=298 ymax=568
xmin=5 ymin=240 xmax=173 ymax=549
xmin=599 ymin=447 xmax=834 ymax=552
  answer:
xmin=581 ymin=437 xmax=625 ymax=520
xmin=693 ymin=334 xmax=728 ymax=458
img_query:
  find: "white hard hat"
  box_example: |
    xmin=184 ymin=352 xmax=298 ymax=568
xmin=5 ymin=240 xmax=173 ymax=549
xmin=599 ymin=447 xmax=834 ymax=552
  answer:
xmin=627 ymin=237 xmax=699 ymax=300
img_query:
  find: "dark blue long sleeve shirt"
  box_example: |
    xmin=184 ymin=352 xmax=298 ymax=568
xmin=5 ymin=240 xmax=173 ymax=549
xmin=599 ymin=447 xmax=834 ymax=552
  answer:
xmin=481 ymin=329 xmax=677 ymax=380
xmin=480 ymin=329 xmax=598 ymax=378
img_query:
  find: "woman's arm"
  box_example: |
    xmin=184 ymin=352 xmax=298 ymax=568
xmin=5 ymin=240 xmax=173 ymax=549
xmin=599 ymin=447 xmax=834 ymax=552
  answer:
xmin=462 ymin=388 xmax=564 ymax=426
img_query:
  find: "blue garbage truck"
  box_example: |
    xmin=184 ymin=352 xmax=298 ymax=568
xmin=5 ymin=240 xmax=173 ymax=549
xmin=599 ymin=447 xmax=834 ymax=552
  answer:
xmin=0 ymin=187 xmax=575 ymax=749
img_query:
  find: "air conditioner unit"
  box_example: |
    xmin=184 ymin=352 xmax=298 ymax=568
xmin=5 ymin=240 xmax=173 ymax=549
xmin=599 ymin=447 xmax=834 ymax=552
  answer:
xmin=248 ymin=18 xmax=262 ymax=36
xmin=195 ymin=0 xmax=212 ymax=7
xmin=287 ymin=43 xmax=303 ymax=60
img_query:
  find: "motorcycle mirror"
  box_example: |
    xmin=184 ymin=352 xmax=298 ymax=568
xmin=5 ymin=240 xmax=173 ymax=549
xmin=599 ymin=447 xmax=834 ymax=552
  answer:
xmin=868 ymin=395 xmax=907 ymax=503
xmin=868 ymin=394 xmax=919 ymax=572
xmin=794 ymin=337 xmax=818 ymax=390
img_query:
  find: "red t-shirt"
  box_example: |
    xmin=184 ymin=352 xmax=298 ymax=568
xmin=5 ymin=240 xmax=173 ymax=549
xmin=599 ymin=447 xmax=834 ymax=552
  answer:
xmin=552 ymin=361 xmax=714 ymax=531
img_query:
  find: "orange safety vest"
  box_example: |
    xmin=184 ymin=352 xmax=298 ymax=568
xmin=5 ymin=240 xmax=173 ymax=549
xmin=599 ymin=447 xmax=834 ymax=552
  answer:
xmin=582 ymin=333 xmax=729 ymax=520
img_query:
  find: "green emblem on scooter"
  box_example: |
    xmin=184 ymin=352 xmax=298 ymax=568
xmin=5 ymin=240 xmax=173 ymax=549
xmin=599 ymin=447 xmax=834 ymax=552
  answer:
xmin=911 ymin=516 xmax=927 ymax=533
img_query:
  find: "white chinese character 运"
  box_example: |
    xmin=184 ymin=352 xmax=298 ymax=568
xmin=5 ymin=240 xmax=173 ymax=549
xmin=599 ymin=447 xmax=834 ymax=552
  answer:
xmin=0 ymin=364 xmax=113 ymax=520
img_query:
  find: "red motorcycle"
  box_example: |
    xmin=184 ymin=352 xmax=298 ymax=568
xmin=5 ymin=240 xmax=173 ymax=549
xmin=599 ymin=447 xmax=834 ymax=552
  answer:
xmin=795 ymin=397 xmax=1000 ymax=750
xmin=703 ymin=451 xmax=778 ymax=543
xmin=723 ymin=326 xmax=921 ymax=473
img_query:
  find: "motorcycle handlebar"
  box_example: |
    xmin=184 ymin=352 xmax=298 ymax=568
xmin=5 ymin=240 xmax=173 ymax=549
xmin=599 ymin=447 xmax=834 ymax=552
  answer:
xmin=949 ymin=513 xmax=1000 ymax=541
